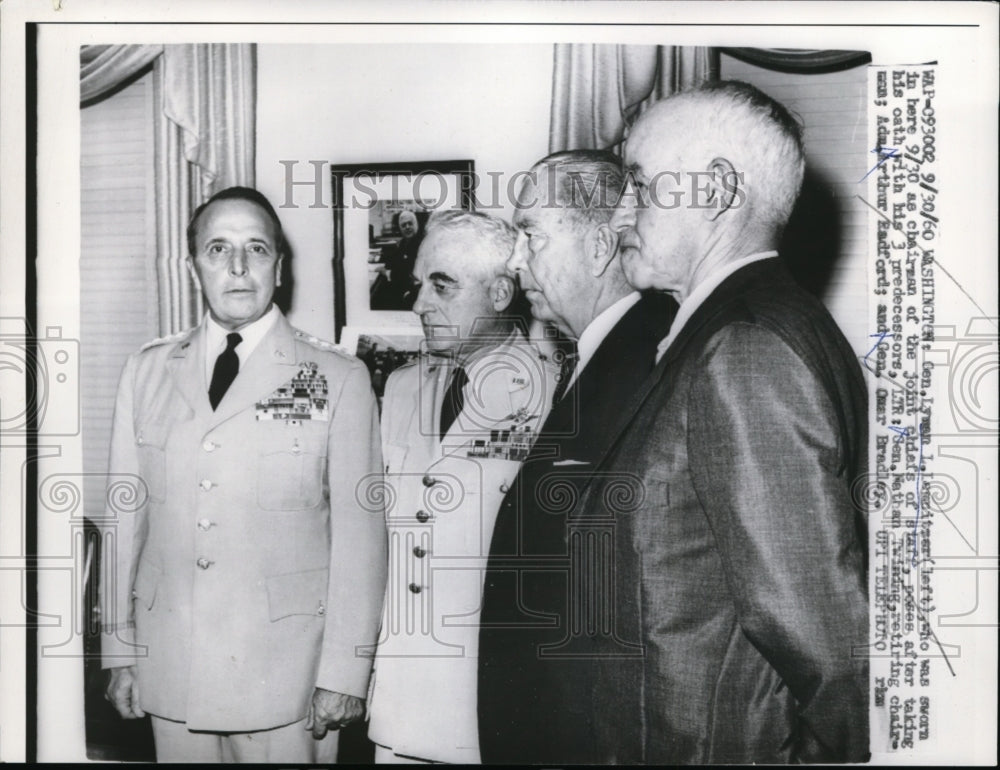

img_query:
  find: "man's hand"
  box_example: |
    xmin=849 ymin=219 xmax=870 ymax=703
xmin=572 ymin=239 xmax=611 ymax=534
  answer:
xmin=104 ymin=665 xmax=145 ymax=719
xmin=304 ymin=688 xmax=365 ymax=739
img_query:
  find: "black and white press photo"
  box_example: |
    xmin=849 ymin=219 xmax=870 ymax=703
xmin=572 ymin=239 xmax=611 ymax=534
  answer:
xmin=2 ymin=1 xmax=997 ymax=766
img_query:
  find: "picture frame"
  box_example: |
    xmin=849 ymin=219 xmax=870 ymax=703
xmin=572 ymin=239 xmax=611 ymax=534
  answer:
xmin=332 ymin=160 xmax=476 ymax=341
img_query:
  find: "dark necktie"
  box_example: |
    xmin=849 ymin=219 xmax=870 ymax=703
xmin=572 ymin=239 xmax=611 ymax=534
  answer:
xmin=209 ymin=332 xmax=242 ymax=410
xmin=439 ymin=365 xmax=468 ymax=439
xmin=551 ymin=345 xmax=579 ymax=405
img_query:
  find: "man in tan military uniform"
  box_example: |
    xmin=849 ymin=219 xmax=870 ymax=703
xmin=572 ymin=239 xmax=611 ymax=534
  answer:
xmin=99 ymin=187 xmax=387 ymax=762
xmin=367 ymin=210 xmax=557 ymax=763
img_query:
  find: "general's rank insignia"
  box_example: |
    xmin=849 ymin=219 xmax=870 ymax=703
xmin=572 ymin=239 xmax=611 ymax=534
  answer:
xmin=255 ymin=361 xmax=330 ymax=423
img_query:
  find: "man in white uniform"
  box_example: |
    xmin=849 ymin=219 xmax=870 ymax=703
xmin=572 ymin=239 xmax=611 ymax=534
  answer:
xmin=367 ymin=210 xmax=557 ymax=763
xmin=100 ymin=187 xmax=386 ymax=763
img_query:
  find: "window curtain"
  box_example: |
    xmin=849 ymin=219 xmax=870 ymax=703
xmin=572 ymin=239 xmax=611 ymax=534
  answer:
xmin=548 ymin=44 xmax=719 ymax=153
xmin=81 ymin=43 xmax=256 ymax=335
xmin=80 ymin=45 xmax=164 ymax=103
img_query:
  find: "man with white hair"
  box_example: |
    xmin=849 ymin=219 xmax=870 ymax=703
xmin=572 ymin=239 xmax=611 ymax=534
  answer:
xmin=366 ymin=209 xmax=558 ymax=763
xmin=576 ymin=81 xmax=869 ymax=763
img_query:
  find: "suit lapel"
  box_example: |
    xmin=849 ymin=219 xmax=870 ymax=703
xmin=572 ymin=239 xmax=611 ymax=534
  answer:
xmin=551 ymin=292 xmax=677 ymax=457
xmin=415 ymin=358 xmax=444 ymax=458
xmin=589 ymin=259 xmax=784 ymax=475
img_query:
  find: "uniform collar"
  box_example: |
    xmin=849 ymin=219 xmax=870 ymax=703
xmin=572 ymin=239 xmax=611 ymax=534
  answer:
xmin=204 ymin=305 xmax=280 ymax=388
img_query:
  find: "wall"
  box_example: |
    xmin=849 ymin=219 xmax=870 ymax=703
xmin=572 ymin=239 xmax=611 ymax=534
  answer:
xmin=255 ymin=44 xmax=554 ymax=341
xmin=720 ymin=53 xmax=869 ymax=355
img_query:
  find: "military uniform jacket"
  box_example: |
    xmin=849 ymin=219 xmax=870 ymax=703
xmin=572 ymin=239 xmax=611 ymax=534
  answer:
xmin=367 ymin=332 xmax=558 ymax=763
xmin=98 ymin=313 xmax=387 ymax=732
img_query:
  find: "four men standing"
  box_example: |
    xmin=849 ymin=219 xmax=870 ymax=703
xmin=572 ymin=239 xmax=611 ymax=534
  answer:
xmin=103 ymin=80 xmax=868 ymax=764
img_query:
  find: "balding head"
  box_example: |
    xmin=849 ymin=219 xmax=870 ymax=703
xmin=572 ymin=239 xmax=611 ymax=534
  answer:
xmin=398 ymin=210 xmax=419 ymax=239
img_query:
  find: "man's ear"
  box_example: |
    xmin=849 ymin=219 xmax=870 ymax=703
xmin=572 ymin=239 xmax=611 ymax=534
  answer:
xmin=590 ymin=224 xmax=619 ymax=277
xmin=490 ymin=274 xmax=515 ymax=312
xmin=702 ymin=157 xmax=740 ymax=222
xmin=275 ymin=254 xmax=284 ymax=288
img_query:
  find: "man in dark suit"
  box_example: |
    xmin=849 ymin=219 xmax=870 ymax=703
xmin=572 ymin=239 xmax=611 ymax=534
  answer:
xmin=579 ymin=81 xmax=869 ymax=763
xmin=477 ymin=150 xmax=677 ymax=764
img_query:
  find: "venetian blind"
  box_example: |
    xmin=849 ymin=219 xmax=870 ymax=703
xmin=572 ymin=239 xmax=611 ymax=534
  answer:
xmin=720 ymin=54 xmax=869 ymax=356
xmin=80 ymin=67 xmax=158 ymax=523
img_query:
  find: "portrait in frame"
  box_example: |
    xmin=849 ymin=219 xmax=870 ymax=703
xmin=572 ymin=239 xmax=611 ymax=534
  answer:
xmin=332 ymin=160 xmax=475 ymax=341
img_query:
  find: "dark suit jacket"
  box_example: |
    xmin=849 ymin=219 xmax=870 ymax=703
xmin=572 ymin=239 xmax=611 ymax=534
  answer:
xmin=580 ymin=258 xmax=869 ymax=764
xmin=478 ymin=292 xmax=678 ymax=764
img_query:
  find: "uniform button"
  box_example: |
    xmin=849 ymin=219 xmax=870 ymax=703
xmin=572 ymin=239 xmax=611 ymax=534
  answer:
xmin=196 ymin=558 xmax=213 ymax=570
xmin=413 ymin=546 xmax=427 ymax=558
xmin=317 ymin=601 xmax=326 ymax=616
xmin=291 ymin=440 xmax=302 ymax=455
xmin=197 ymin=518 xmax=213 ymax=531
xmin=202 ymin=440 xmax=216 ymax=452
xmin=136 ymin=434 xmax=144 ymax=446
xmin=415 ymin=510 xmax=430 ymax=523
xmin=408 ymin=583 xmax=422 ymax=594
xmin=500 ymin=483 xmax=509 ymax=494
xmin=200 ymin=479 xmax=213 ymax=491
xmin=422 ymin=475 xmax=437 ymax=487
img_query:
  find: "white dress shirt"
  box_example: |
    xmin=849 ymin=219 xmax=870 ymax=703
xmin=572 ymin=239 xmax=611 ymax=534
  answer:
xmin=655 ymin=251 xmax=778 ymax=364
xmin=203 ymin=304 xmax=280 ymax=389
xmin=566 ymin=291 xmax=641 ymax=391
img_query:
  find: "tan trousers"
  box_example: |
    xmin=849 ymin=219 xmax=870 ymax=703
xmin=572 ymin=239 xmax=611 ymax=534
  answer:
xmin=151 ymin=714 xmax=339 ymax=763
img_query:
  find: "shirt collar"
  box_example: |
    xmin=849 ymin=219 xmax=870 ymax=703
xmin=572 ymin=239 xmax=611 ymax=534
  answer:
xmin=569 ymin=291 xmax=641 ymax=388
xmin=204 ymin=304 xmax=280 ymax=388
xmin=655 ymin=251 xmax=778 ymax=364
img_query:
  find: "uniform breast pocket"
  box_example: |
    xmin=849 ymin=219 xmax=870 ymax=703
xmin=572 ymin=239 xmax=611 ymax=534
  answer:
xmin=257 ymin=425 xmax=328 ymax=511
xmin=135 ymin=422 xmax=170 ymax=503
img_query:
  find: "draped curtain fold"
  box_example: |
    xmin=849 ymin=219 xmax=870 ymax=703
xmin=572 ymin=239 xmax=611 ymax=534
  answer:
xmin=81 ymin=43 xmax=256 ymax=335
xmin=80 ymin=44 xmax=164 ymax=103
xmin=549 ymin=45 xmax=873 ymax=154
xmin=549 ymin=44 xmax=719 ymax=153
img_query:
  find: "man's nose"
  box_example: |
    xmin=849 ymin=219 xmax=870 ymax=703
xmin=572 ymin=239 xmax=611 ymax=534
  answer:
xmin=412 ymin=284 xmax=431 ymax=316
xmin=610 ymin=198 xmax=635 ymax=232
xmin=229 ymin=249 xmax=249 ymax=276
xmin=506 ymin=234 xmax=528 ymax=274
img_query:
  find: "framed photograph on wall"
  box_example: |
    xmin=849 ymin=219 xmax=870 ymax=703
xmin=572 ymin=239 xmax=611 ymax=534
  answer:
xmin=332 ymin=160 xmax=475 ymax=341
